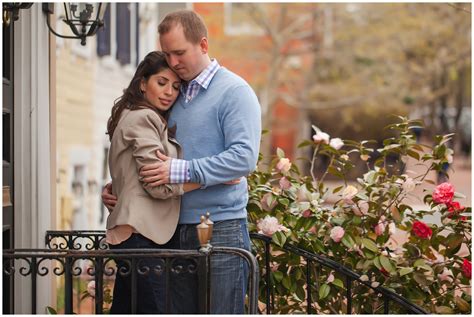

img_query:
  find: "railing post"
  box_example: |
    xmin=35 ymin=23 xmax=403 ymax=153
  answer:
xmin=131 ymin=258 xmax=137 ymax=314
xmin=197 ymin=253 xmax=210 ymax=313
xmin=64 ymin=256 xmax=73 ymax=314
xmin=306 ymin=259 xmax=312 ymax=314
xmin=346 ymin=275 xmax=352 ymax=314
xmin=31 ymin=257 xmax=37 ymax=314
xmin=95 ymin=257 xmax=104 ymax=314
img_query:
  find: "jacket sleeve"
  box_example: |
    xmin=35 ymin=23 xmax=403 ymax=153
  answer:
xmin=188 ymin=84 xmax=262 ymax=188
xmin=121 ymin=110 xmax=184 ymax=199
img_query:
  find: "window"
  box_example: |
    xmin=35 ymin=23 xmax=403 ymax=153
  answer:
xmin=224 ymin=3 xmax=264 ymax=36
xmin=96 ymin=3 xmax=138 ymax=66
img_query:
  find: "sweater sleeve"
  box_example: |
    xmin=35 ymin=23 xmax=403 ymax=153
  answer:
xmin=121 ymin=111 xmax=184 ymax=198
xmin=188 ymin=85 xmax=262 ymax=188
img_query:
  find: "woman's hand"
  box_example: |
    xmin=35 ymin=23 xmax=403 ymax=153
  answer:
xmin=224 ymin=177 xmax=242 ymax=185
xmin=101 ymin=183 xmax=117 ymax=212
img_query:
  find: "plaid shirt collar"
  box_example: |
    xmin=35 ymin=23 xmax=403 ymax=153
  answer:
xmin=180 ymin=59 xmax=220 ymax=100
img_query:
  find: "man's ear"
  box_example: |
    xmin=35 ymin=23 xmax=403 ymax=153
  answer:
xmin=200 ymin=37 xmax=209 ymax=54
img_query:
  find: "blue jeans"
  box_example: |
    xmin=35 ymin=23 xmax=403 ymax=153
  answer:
xmin=171 ymin=218 xmax=251 ymax=314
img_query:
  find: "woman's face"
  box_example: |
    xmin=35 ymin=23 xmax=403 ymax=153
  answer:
xmin=141 ymin=68 xmax=181 ymax=112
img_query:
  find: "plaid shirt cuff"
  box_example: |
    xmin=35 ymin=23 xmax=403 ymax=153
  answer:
xmin=169 ymin=159 xmax=190 ymax=183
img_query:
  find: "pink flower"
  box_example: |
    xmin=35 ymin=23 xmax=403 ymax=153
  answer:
xmin=261 ymin=192 xmax=277 ymax=212
xmin=302 ymin=209 xmax=312 ymax=218
xmin=360 ymin=154 xmax=370 ymax=161
xmin=374 ymin=217 xmax=386 ymax=236
xmin=329 ymin=138 xmax=344 ymax=150
xmin=353 ymin=201 xmax=369 ymax=216
xmin=437 ymin=268 xmax=454 ymax=282
xmin=412 ymin=221 xmax=432 ymax=239
xmin=87 ymin=281 xmax=95 ymax=297
xmin=276 ymin=158 xmax=291 ymax=173
xmin=279 ymin=177 xmax=291 ymax=190
xmin=327 ymin=272 xmax=335 ymax=283
xmin=257 ymin=216 xmax=289 ymax=237
xmin=462 ymin=259 xmax=471 ymax=279
xmin=432 ymin=182 xmax=455 ymax=205
xmin=270 ymin=261 xmax=280 ymax=272
xmin=313 ymin=131 xmax=330 ymax=144
xmin=330 ymin=226 xmax=345 ymax=243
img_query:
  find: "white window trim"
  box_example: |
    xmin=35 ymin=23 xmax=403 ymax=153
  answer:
xmin=224 ymin=3 xmax=264 ymax=36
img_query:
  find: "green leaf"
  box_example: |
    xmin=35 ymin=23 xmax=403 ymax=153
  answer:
xmin=361 ymin=238 xmax=379 ymax=253
xmin=332 ymin=186 xmax=344 ymax=194
xmin=332 ymin=278 xmax=345 ymax=289
xmin=399 ymin=267 xmax=414 ymax=277
xmin=342 ymin=234 xmax=355 ymax=249
xmin=373 ymin=256 xmax=382 ymax=270
xmin=273 ymin=271 xmax=284 ymax=282
xmin=413 ymin=259 xmax=426 ymax=268
xmin=272 ymin=231 xmax=287 ymax=247
xmin=319 ymin=283 xmax=331 ymax=300
xmin=282 ymin=275 xmax=292 ymax=290
xmin=297 ymin=140 xmax=314 ymax=148
xmin=379 ymin=255 xmax=395 ymax=273
xmin=46 ymin=306 xmax=57 ymax=315
xmin=276 ymin=147 xmax=285 ymax=159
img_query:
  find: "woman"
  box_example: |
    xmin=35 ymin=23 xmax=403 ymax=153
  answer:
xmin=105 ymin=51 xmax=200 ymax=313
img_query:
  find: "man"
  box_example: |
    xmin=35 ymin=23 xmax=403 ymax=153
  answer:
xmin=102 ymin=10 xmax=261 ymax=314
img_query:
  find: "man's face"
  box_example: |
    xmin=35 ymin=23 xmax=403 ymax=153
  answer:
xmin=159 ymin=24 xmax=207 ymax=81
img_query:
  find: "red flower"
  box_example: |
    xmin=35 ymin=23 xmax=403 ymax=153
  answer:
xmin=412 ymin=221 xmax=432 ymax=239
xmin=447 ymin=201 xmax=465 ymax=219
xmin=380 ymin=268 xmax=390 ymax=277
xmin=462 ymin=259 xmax=471 ymax=279
xmin=432 ymin=182 xmax=455 ymax=204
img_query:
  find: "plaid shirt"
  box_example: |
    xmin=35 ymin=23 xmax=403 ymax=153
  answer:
xmin=169 ymin=60 xmax=221 ymax=183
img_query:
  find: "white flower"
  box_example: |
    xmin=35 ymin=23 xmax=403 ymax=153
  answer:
xmin=329 ymin=138 xmax=344 ymax=150
xmin=257 ymin=216 xmax=289 ymax=237
xmin=340 ymin=154 xmax=349 ymax=161
xmin=402 ymin=177 xmax=416 ymax=193
xmin=371 ymin=282 xmax=380 ymax=288
xmin=359 ymin=275 xmax=369 ymax=282
xmin=388 ymin=222 xmax=397 ymax=236
xmin=342 ymin=185 xmax=358 ymax=203
xmin=445 ymin=148 xmax=454 ymax=164
xmin=313 ymin=131 xmax=330 ymax=144
xmin=87 ymin=281 xmax=95 ymax=297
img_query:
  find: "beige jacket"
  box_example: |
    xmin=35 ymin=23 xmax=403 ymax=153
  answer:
xmin=106 ymin=108 xmax=183 ymax=245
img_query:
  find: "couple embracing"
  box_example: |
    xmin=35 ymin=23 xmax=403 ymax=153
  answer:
xmin=102 ymin=9 xmax=261 ymax=314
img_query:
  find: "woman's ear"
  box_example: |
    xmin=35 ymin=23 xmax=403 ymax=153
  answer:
xmin=140 ymin=79 xmax=146 ymax=94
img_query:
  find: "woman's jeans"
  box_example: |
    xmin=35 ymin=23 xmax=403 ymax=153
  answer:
xmin=109 ymin=218 xmax=251 ymax=314
xmin=109 ymin=233 xmax=179 ymax=314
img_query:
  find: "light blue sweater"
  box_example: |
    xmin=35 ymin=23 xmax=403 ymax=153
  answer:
xmin=168 ymin=68 xmax=262 ymax=224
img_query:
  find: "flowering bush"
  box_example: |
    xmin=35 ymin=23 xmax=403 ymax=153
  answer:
xmin=247 ymin=117 xmax=471 ymax=314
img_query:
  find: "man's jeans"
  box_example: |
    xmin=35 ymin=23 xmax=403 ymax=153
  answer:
xmin=171 ymin=218 xmax=251 ymax=314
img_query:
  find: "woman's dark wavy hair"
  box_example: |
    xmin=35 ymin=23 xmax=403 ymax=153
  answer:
xmin=107 ymin=51 xmax=177 ymax=140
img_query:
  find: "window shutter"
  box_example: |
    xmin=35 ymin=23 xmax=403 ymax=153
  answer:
xmin=96 ymin=5 xmax=111 ymax=57
xmin=116 ymin=3 xmax=131 ymax=65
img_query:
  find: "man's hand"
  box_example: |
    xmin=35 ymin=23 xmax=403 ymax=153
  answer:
xmin=139 ymin=150 xmax=171 ymax=187
xmin=101 ymin=183 xmax=117 ymax=212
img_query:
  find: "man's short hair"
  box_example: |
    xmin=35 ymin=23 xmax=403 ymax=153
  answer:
xmin=158 ymin=10 xmax=208 ymax=44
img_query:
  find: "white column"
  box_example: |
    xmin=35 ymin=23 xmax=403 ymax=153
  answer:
xmin=13 ymin=4 xmax=54 ymax=314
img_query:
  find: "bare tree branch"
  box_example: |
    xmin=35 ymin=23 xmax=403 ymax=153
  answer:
xmin=447 ymin=3 xmax=471 ymax=14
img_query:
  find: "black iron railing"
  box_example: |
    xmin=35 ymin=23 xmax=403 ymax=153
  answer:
xmin=3 ymin=230 xmax=259 ymax=314
xmin=4 ymin=230 xmax=428 ymax=314
xmin=250 ymin=233 xmax=428 ymax=314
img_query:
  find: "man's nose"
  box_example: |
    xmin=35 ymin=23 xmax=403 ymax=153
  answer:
xmin=168 ymin=55 xmax=179 ymax=67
